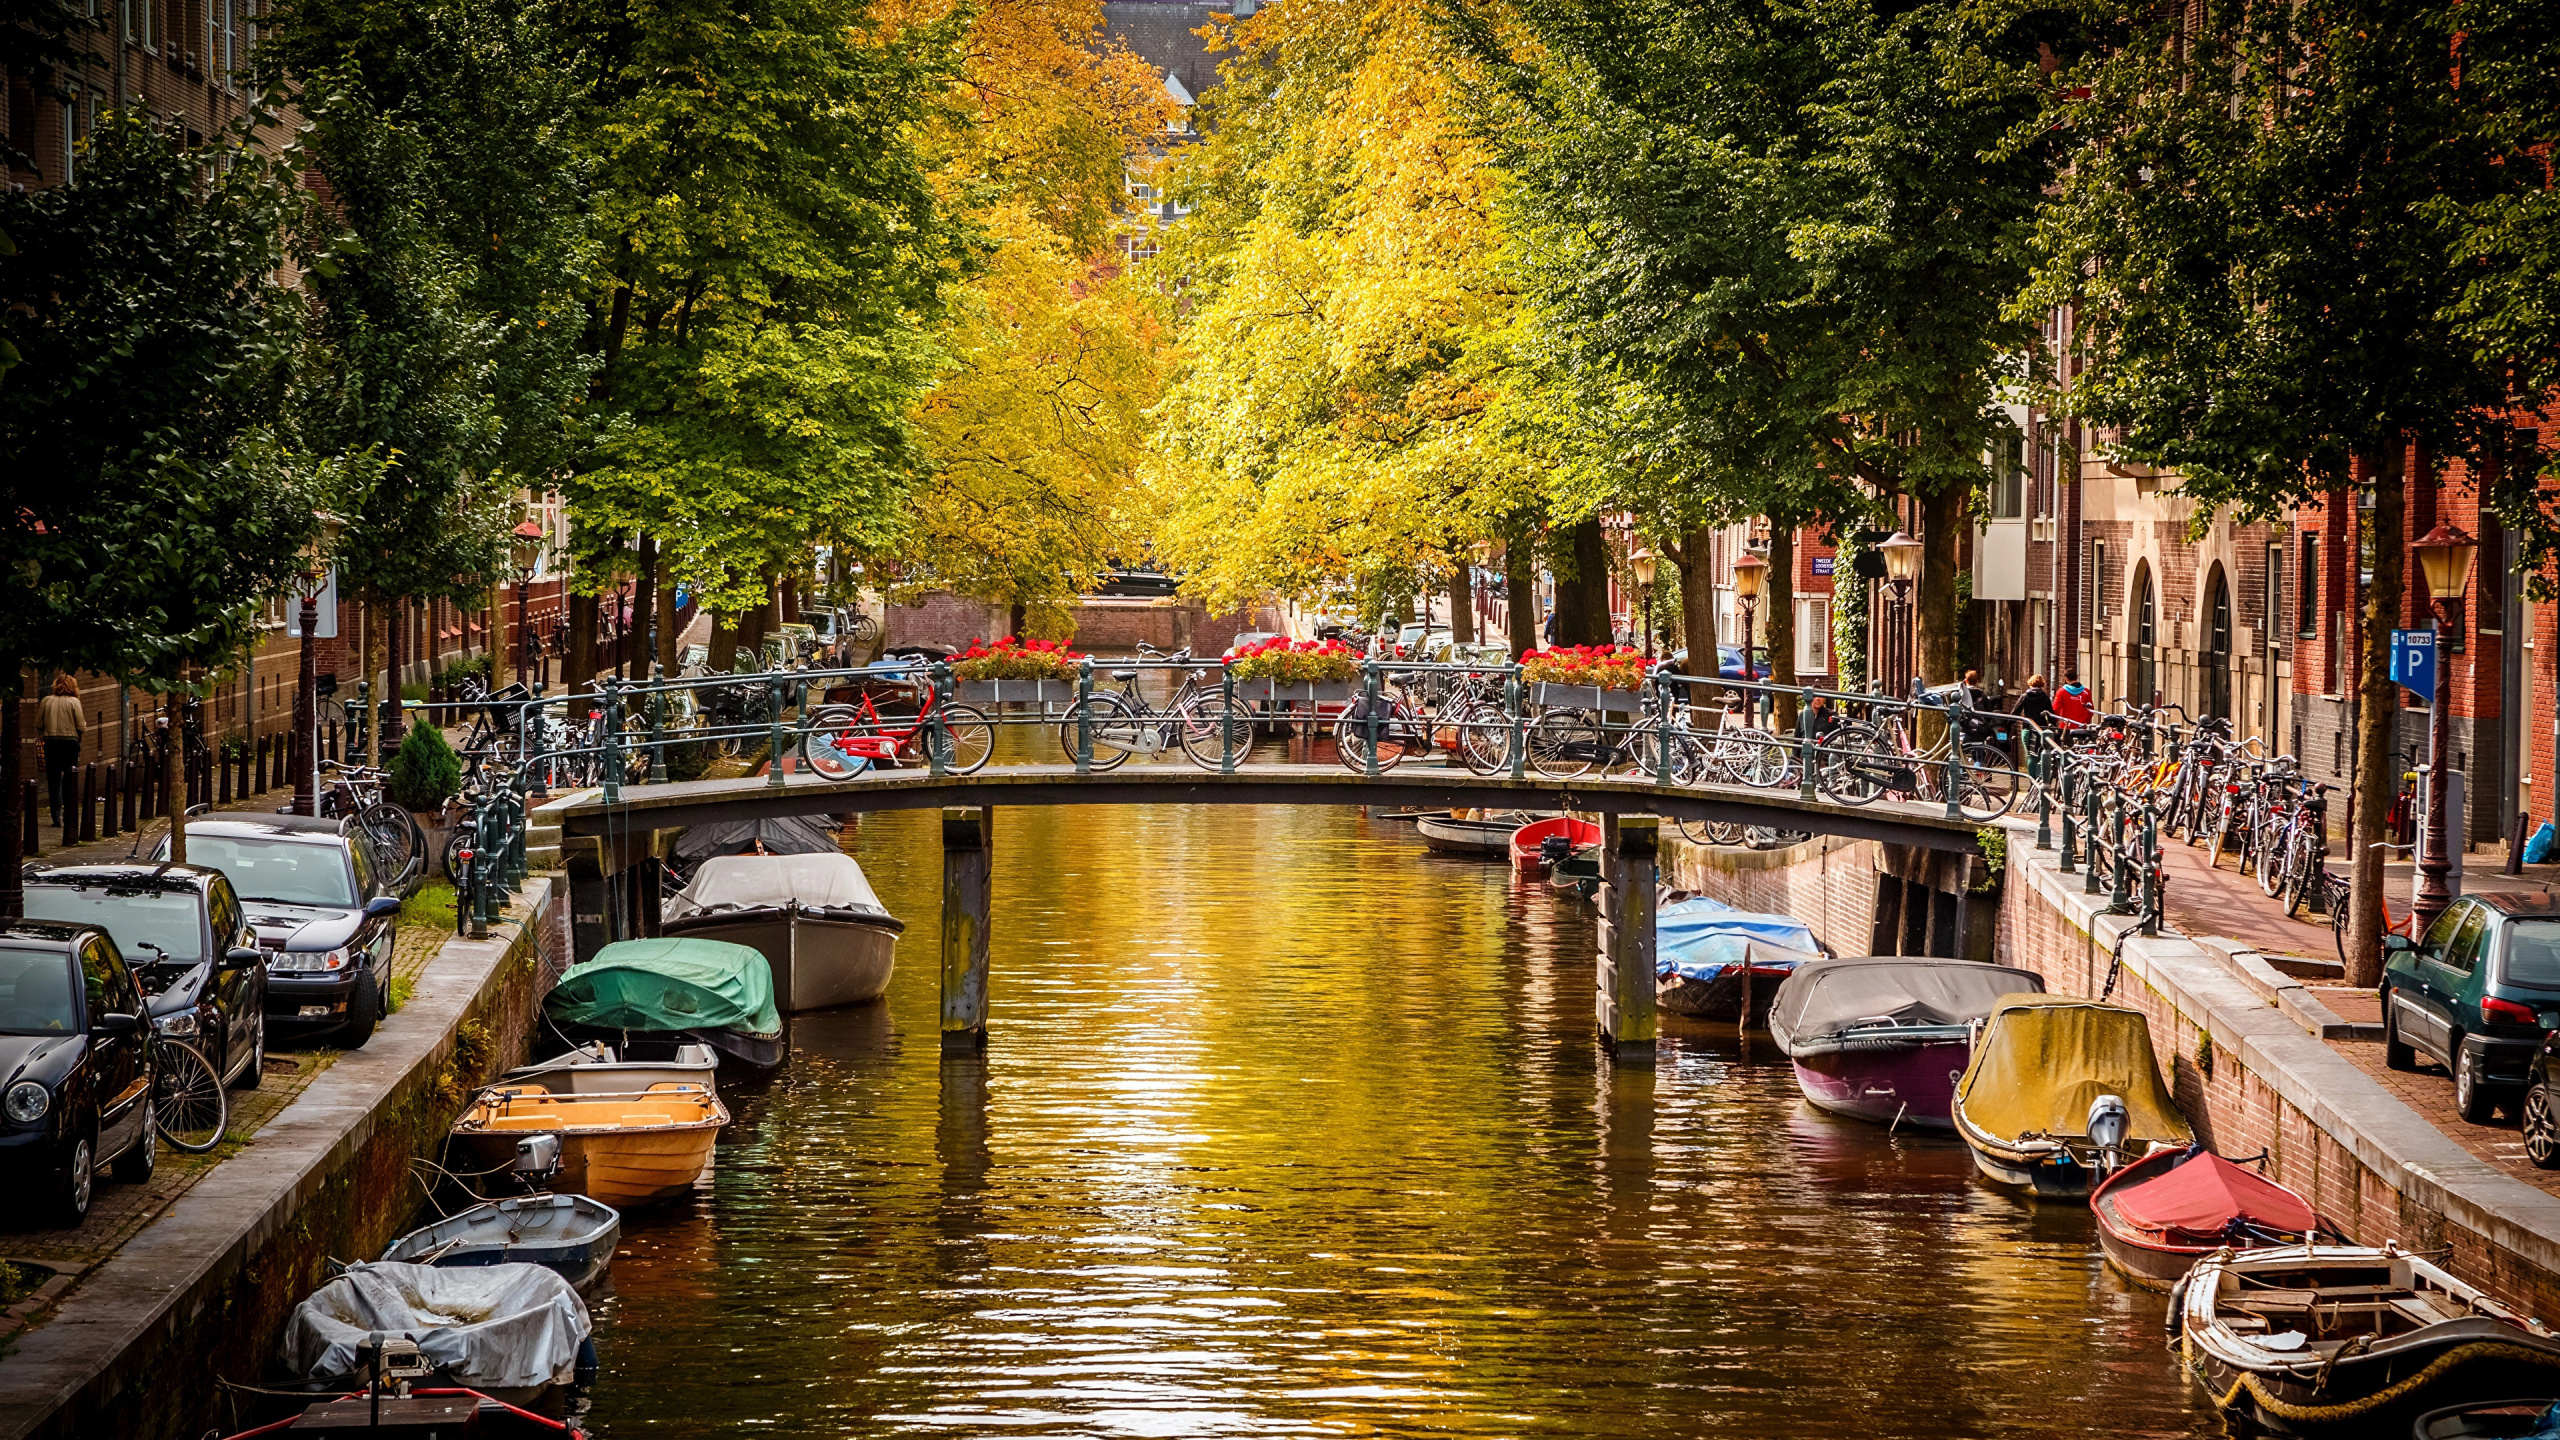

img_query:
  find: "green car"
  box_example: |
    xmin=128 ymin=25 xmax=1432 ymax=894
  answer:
xmin=2380 ymin=892 xmax=2560 ymax=1123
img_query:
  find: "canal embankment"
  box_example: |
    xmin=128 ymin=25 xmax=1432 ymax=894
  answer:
xmin=1666 ymin=820 xmax=2560 ymax=1319
xmin=0 ymin=880 xmax=554 ymax=1440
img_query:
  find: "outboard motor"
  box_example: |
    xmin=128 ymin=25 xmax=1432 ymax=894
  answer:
xmin=2087 ymin=1093 xmax=2131 ymax=1173
xmin=512 ymin=1132 xmax=563 ymax=1188
xmin=1540 ymin=834 xmax=1574 ymax=869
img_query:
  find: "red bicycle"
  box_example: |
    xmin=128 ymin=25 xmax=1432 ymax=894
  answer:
xmin=799 ymin=677 xmax=994 ymax=778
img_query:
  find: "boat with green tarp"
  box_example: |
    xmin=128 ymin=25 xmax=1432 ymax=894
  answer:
xmin=543 ymin=938 xmax=785 ymax=1072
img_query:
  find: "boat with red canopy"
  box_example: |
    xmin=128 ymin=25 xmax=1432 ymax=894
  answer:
xmin=1509 ymin=815 xmax=1601 ymax=872
xmin=2091 ymin=1144 xmax=2342 ymax=1291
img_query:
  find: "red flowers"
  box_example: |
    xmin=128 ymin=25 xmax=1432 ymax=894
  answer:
xmin=954 ymin=636 xmax=1084 ymax=682
xmin=1521 ymin=644 xmax=1651 ymax=691
xmin=1228 ymin=636 xmax=1361 ymax=684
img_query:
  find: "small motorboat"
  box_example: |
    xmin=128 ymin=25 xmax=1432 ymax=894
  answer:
xmin=279 ymin=1261 xmax=594 ymax=1413
xmin=381 ymin=1194 xmax=623 ymax=1294
xmin=2414 ymin=1399 xmax=2560 ymax=1438
xmin=2090 ymin=1145 xmax=2340 ymax=1292
xmin=661 ymin=852 xmax=903 ymax=1012
xmin=220 ymin=1387 xmax=586 ymax=1439
xmin=502 ymin=1040 xmax=720 ymax=1096
xmin=1547 ymin=843 xmax=1601 ymax=899
xmin=449 ymin=1083 xmax=728 ymax=1208
xmin=1655 ymin=902 xmax=1824 ymax=1025
xmin=1510 ymin=815 xmax=1601 ymax=872
xmin=1952 ymin=994 xmax=2192 ymax=1198
xmin=1766 ymin=956 xmax=2044 ymax=1129
xmin=544 ymin=937 xmax=786 ymax=1072
xmin=1416 ymin=809 xmax=1542 ymax=858
xmin=2179 ymin=1243 xmax=2560 ymax=1436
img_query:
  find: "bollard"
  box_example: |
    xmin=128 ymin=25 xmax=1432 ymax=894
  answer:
xmin=79 ymin=762 xmax=98 ymax=844
xmin=254 ymin=735 xmax=268 ymax=795
xmin=123 ymin=757 xmax=140 ymax=832
xmin=21 ymin=778 xmax=38 ymax=853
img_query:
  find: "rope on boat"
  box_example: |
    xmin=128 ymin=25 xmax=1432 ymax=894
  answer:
xmin=2210 ymin=1340 xmax=2560 ymax=1423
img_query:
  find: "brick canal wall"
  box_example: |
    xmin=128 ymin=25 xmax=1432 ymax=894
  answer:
xmin=1670 ymin=822 xmax=2560 ymax=1318
xmin=0 ymin=883 xmax=553 ymax=1440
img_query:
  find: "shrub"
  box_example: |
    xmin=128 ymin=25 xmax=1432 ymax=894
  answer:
xmin=387 ymin=720 xmax=463 ymax=810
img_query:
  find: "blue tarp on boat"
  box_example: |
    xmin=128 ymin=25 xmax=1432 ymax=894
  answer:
xmin=1657 ymin=901 xmax=1821 ymax=982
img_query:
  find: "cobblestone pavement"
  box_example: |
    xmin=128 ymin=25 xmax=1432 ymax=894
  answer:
xmin=2326 ymin=1033 xmax=2560 ymax=1196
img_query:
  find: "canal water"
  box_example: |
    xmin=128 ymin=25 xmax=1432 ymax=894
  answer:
xmin=586 ymin=803 xmax=2213 ymax=1437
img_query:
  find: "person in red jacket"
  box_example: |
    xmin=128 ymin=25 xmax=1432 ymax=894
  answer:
xmin=2051 ymin=672 xmax=2094 ymax=731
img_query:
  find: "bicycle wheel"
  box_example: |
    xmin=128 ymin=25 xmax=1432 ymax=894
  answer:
xmin=1955 ymin=743 xmax=2021 ymax=820
xmin=356 ymin=800 xmax=422 ymax=884
xmin=154 ymin=1039 xmax=229 ymax=1153
xmin=2282 ymin=839 xmax=2321 ymax=918
xmin=1813 ymin=725 xmax=1887 ymax=806
xmin=1526 ymin=710 xmax=1602 ymax=780
xmin=930 ymin=704 xmax=996 ymax=775
xmin=1335 ymin=700 xmax=1418 ymax=774
xmin=1735 ymin=732 xmax=1798 ymax=790
xmin=2256 ymin=822 xmax=2291 ymax=899
xmin=1175 ymin=693 xmax=1253 ymax=771
xmin=1056 ymin=695 xmax=1141 ymax=771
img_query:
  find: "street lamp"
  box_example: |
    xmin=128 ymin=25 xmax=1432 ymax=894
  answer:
xmin=511 ymin=519 xmax=547 ymax=692
xmin=1630 ymin=550 xmax=1660 ymax=660
xmin=1730 ymin=550 xmax=1766 ymax=681
xmin=2409 ymin=522 xmax=2478 ymax=937
xmin=1878 ymin=531 xmax=1923 ymax=695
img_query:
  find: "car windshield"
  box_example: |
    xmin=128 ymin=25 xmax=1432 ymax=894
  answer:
xmin=18 ymin=888 xmax=203 ymax=965
xmin=183 ymin=836 xmax=356 ymax=908
xmin=2503 ymin=921 xmax=2560 ymax=990
xmin=0 ymin=946 xmax=77 ymax=1034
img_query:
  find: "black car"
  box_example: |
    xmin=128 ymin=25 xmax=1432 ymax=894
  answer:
xmin=20 ymin=864 xmax=268 ymax=1092
xmin=2382 ymin=891 xmax=2560 ymax=1122
xmin=0 ymin=922 xmax=157 ymax=1225
xmin=156 ymin=817 xmax=404 ymax=1048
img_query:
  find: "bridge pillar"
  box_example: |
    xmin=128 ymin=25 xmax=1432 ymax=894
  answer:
xmin=1595 ymin=814 xmax=1658 ymax=1062
xmin=941 ymin=806 xmax=992 ymax=1052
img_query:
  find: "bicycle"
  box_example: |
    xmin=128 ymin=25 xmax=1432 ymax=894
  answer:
xmin=2251 ymin=774 xmax=2333 ymax=917
xmin=318 ymin=761 xmax=426 ymax=887
xmin=802 ymin=673 xmax=995 ymax=777
xmin=1053 ymin=649 xmax=1239 ymax=771
xmin=1813 ymin=696 xmax=2023 ymax=820
xmin=153 ymin=1036 xmax=229 ymax=1153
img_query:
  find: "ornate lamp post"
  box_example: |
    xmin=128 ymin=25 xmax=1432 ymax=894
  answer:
xmin=292 ymin=513 xmax=345 ymax=818
xmin=1879 ymin=531 xmax=1925 ymax=695
xmin=1470 ymin=539 xmax=1497 ymax=646
xmin=1729 ymin=550 xmax=1765 ymax=678
xmin=1630 ymin=549 xmax=1660 ymax=661
xmin=511 ymin=519 xmax=546 ymax=692
xmin=2409 ymin=522 xmax=2478 ymax=937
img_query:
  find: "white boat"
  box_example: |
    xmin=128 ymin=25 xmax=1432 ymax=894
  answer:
xmin=281 ymin=1262 xmax=594 ymax=1409
xmin=380 ymin=1194 xmax=622 ymax=1294
xmin=660 ymin=852 xmax=902 ymax=1011
xmin=501 ymin=1040 xmax=719 ymax=1096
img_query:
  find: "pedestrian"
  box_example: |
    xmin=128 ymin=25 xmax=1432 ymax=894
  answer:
xmin=2014 ymin=673 xmax=2056 ymax=732
xmin=1541 ymin=609 xmax=1557 ymax=645
xmin=2053 ymin=671 xmax=2094 ymax=731
xmin=39 ymin=674 xmax=83 ymax=829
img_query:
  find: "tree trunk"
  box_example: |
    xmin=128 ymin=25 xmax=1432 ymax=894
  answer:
xmin=1 ymin=669 xmax=23 ymax=919
xmin=164 ymin=690 xmax=186 ymax=865
xmin=708 ymin=612 xmax=738 ymax=674
xmin=734 ymin=583 xmax=776 ymax=668
xmin=1553 ymin=517 xmax=1611 ymax=647
xmin=656 ymin=578 xmax=680 ymax=676
xmin=2345 ymin=443 xmax=2408 ymax=986
xmin=1678 ymin=525 xmax=1718 ymax=711
xmin=1450 ymin=567 xmax=1475 ymax=644
xmin=629 ymin=536 xmax=657 ymax=680
xmin=1768 ymin=525 xmax=1797 ymax=730
xmin=568 ymin=590 xmax=600 ymax=694
xmin=1505 ymin=540 xmax=1538 ymax=657
xmin=384 ymin=597 xmax=405 ymax=748
xmin=1916 ymin=484 xmax=1965 ymax=746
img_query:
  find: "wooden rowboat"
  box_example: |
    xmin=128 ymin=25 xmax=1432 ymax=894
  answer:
xmin=380 ymin=1193 xmax=622 ymax=1294
xmin=1415 ymin=811 xmax=1539 ymax=858
xmin=2178 ymin=1243 xmax=2560 ymax=1436
xmin=2090 ymin=1145 xmax=2340 ymax=1292
xmin=450 ymin=1083 xmax=727 ymax=1208
xmin=1509 ymin=815 xmax=1601 ymax=872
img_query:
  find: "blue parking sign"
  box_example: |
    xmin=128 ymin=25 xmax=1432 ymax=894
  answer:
xmin=2390 ymin=627 xmax=2436 ymax=702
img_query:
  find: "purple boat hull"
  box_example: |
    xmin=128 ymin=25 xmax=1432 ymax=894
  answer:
xmin=1787 ymin=1035 xmax=1972 ymax=1130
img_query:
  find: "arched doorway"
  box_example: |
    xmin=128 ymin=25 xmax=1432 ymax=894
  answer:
xmin=2199 ymin=565 xmax=2232 ymax=723
xmin=2129 ymin=562 xmax=2157 ymax=706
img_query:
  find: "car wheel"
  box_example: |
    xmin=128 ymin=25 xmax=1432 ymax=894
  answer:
xmin=112 ymin=1099 xmax=156 ymax=1183
xmin=229 ymin=1017 xmax=264 ymax=1091
xmin=340 ymin=975 xmax=382 ymax=1050
xmin=52 ymin=1134 xmax=94 ymax=1227
xmin=2454 ymin=1041 xmax=2498 ymax=1124
xmin=2525 ymin=1082 xmax=2560 ymax=1170
xmin=2382 ymin=992 xmax=2418 ymax=1071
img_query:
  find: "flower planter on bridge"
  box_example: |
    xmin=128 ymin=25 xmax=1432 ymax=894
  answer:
xmin=1232 ymin=680 xmax=1356 ymax=705
xmin=954 ymin=679 xmax=1073 ymax=705
xmin=1532 ymin=683 xmax=1645 ymax=714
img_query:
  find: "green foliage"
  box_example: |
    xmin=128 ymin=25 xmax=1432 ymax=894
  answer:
xmin=387 ymin=719 xmax=464 ymax=810
xmin=1831 ymin=529 xmax=1869 ymax=692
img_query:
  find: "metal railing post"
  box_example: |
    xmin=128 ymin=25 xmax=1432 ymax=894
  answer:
xmin=2084 ymin=779 xmax=2104 ymax=894
xmin=767 ymin=675 xmax=789 ymax=788
xmin=2110 ymin=786 xmax=2135 ymax=912
xmin=2140 ymin=807 xmax=2161 ymax=936
xmin=1075 ymin=658 xmax=1094 ymax=774
xmin=647 ymin=682 xmax=667 ymax=784
xmin=926 ymin=663 xmax=951 ymax=777
xmin=1797 ymin=686 xmax=1818 ymax=802
xmin=2058 ymin=751 xmax=2078 ymax=871
xmin=1507 ymin=667 xmax=1527 ymax=781
xmin=1943 ymin=690 xmax=1966 ymax=821
xmin=2034 ymin=730 xmax=2054 ymax=851
xmin=600 ymin=677 xmax=623 ymax=805
xmin=1652 ymin=675 xmax=1674 ymax=786
xmin=1220 ymin=660 xmax=1239 ymax=775
xmin=354 ymin=680 xmax=370 ymax=766
xmin=1361 ymin=659 xmax=1382 ymax=781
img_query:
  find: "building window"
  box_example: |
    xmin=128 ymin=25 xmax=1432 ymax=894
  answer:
xmin=1991 ymin=435 xmax=2025 ymax=519
xmin=1794 ymin=596 xmax=1831 ymax=675
xmin=2296 ymin=531 xmax=2318 ymax=636
xmin=60 ymin=97 xmax=77 ymax=180
xmin=2265 ymin=542 xmax=2284 ymax=661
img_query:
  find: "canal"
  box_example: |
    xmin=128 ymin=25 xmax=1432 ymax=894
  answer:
xmin=585 ymin=802 xmax=2213 ymax=1437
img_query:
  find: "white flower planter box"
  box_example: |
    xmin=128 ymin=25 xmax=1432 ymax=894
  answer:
xmin=1531 ymin=682 xmax=1645 ymax=713
xmin=1232 ymin=679 xmax=1357 ymax=704
xmin=954 ymin=679 xmax=1073 ymax=704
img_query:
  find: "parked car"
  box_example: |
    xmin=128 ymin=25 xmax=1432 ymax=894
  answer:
xmin=0 ymin=921 xmax=157 ymax=1225
xmin=1664 ymin=646 xmax=1770 ymax=681
xmin=19 ymin=864 xmax=267 ymax=1092
xmin=155 ymin=817 xmax=404 ymax=1049
xmin=2381 ymin=892 xmax=2560 ymax=1122
xmin=1095 ymin=563 xmax=1181 ymax=598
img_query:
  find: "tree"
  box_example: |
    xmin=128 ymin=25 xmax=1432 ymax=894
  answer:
xmin=2017 ymin=0 xmax=2560 ymax=983
xmin=1461 ymin=0 xmax=2067 ymax=699
xmin=0 ymin=113 xmax=323 ymax=903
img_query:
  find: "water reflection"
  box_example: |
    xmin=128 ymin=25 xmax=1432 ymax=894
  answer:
xmin=585 ymin=804 xmax=2207 ymax=1437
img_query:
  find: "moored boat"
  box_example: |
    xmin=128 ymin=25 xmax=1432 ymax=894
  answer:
xmin=2179 ymin=1243 xmax=2560 ymax=1436
xmin=279 ymin=1261 xmax=595 ymax=1413
xmin=2090 ymin=1145 xmax=2340 ymax=1292
xmin=1952 ymin=994 xmax=2192 ymax=1197
xmin=219 ymin=1388 xmax=586 ymax=1439
xmin=544 ymin=938 xmax=786 ymax=1073
xmin=502 ymin=1040 xmax=720 ymax=1096
xmin=1767 ymin=956 xmax=2043 ymax=1129
xmin=1510 ymin=815 xmax=1601 ymax=872
xmin=381 ymin=1194 xmax=623 ymax=1294
xmin=661 ymin=852 xmax=902 ymax=1012
xmin=1416 ymin=809 xmax=1540 ymax=857
xmin=2413 ymin=1399 xmax=2560 ymax=1438
xmin=449 ymin=1083 xmax=728 ymax=1208
xmin=1655 ymin=901 xmax=1823 ymax=1025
